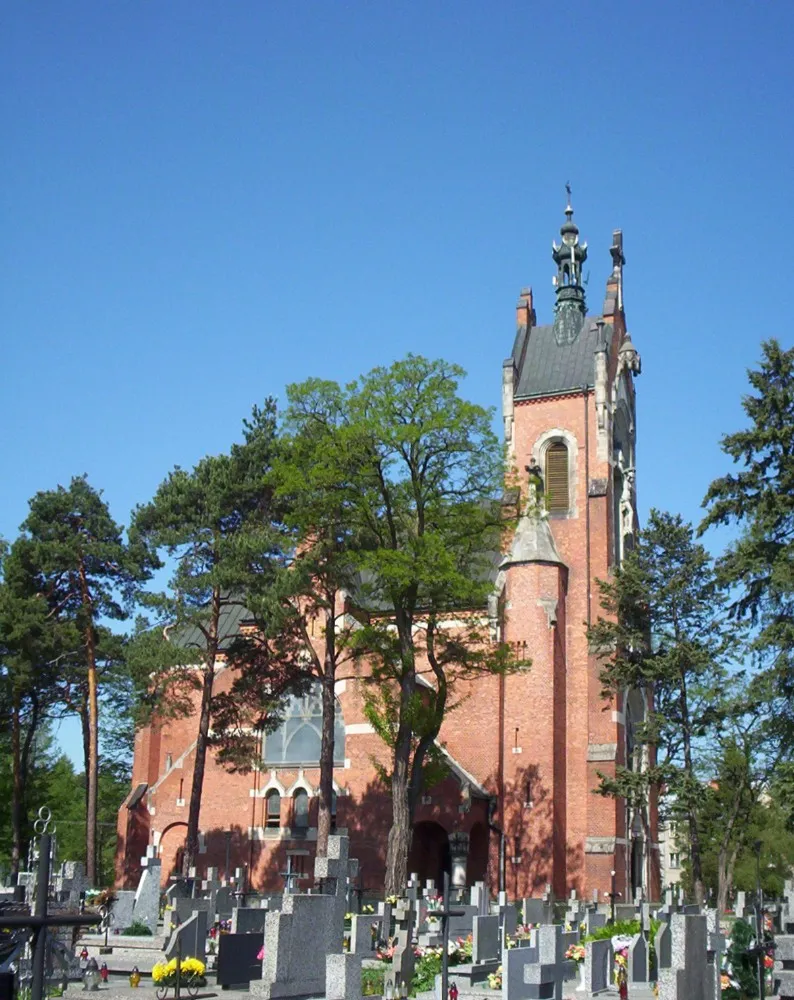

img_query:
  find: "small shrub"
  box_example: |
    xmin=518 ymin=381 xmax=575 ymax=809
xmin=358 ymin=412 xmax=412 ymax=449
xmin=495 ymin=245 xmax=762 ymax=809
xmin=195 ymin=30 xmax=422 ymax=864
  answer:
xmin=123 ymin=920 xmax=153 ymax=936
xmin=361 ymin=968 xmax=385 ymax=996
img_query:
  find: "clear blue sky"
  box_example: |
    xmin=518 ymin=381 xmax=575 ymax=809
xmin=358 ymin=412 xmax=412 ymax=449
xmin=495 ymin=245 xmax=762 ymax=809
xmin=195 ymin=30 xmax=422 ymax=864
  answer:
xmin=3 ymin=2 xmax=792 ymax=765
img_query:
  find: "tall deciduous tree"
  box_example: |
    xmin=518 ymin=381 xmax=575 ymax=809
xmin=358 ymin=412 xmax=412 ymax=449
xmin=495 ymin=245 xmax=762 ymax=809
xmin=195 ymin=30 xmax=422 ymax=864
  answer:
xmin=10 ymin=477 xmax=149 ymax=884
xmin=130 ymin=400 xmax=289 ymax=876
xmin=701 ymin=338 xmax=794 ymax=745
xmin=589 ymin=509 xmax=734 ymax=905
xmin=283 ymin=357 xmax=524 ymax=893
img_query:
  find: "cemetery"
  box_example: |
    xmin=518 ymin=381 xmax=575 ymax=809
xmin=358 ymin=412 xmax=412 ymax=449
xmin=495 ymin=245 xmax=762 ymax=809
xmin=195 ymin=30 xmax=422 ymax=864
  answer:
xmin=2 ymin=816 xmax=793 ymax=1000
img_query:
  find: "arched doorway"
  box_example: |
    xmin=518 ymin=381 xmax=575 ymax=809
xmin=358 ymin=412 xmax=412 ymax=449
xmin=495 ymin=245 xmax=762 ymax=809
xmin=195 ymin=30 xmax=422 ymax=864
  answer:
xmin=158 ymin=821 xmax=188 ymax=878
xmin=408 ymin=822 xmax=450 ymax=888
xmin=467 ymin=823 xmax=488 ymax=886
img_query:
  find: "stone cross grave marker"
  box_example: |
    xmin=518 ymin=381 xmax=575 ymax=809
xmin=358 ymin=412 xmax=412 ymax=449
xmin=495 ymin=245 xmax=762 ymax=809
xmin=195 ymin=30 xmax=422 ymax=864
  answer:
xmin=735 ymin=890 xmax=746 ymax=920
xmin=497 ymin=891 xmax=517 ymax=950
xmin=501 ymin=924 xmax=569 ymax=1000
xmin=384 ymin=897 xmax=417 ymax=997
xmin=470 ymin=881 xmax=488 ymax=917
xmin=628 ymin=932 xmax=649 ymax=987
xmin=254 ymin=834 xmax=355 ymax=1000
xmin=201 ymin=866 xmax=221 ymax=923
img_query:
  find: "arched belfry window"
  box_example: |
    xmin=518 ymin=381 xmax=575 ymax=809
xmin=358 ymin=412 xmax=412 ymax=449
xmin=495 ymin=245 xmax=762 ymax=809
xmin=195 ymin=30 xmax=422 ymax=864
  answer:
xmin=545 ymin=442 xmax=570 ymax=513
xmin=263 ymin=683 xmax=345 ymax=766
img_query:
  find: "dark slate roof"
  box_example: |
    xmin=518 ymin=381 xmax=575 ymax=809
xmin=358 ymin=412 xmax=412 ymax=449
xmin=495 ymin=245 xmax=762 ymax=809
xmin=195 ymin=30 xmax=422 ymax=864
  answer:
xmin=512 ymin=317 xmax=613 ymax=399
xmin=172 ymin=600 xmax=251 ymax=651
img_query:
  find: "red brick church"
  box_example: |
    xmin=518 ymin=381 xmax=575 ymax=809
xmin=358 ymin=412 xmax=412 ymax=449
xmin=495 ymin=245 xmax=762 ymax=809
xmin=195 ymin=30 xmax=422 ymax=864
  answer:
xmin=116 ymin=200 xmax=658 ymax=903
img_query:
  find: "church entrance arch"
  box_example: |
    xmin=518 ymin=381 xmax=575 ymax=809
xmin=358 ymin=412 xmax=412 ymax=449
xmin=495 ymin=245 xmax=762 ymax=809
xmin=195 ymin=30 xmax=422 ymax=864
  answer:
xmin=158 ymin=821 xmax=188 ymax=878
xmin=408 ymin=822 xmax=451 ymax=888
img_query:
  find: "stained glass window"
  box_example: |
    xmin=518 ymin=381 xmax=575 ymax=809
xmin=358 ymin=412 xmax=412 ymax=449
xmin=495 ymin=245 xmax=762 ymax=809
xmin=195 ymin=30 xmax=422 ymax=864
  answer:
xmin=263 ymin=684 xmax=345 ymax=766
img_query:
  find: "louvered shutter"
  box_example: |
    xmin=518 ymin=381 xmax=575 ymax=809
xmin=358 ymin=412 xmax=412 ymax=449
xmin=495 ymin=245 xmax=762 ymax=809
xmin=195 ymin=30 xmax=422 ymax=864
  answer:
xmin=545 ymin=443 xmax=570 ymax=513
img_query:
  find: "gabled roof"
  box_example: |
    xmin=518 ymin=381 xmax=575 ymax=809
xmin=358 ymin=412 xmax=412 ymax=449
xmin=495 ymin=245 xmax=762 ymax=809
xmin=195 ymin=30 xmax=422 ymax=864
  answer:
xmin=511 ymin=318 xmax=614 ymax=399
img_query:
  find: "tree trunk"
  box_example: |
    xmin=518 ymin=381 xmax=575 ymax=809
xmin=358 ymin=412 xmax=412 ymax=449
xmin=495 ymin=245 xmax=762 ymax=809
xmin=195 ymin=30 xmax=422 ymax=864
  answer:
xmin=78 ymin=558 xmax=100 ymax=886
xmin=316 ymin=603 xmax=337 ymax=859
xmin=183 ymin=588 xmax=220 ymax=877
xmin=384 ymin=616 xmax=416 ymax=897
xmin=717 ymin=785 xmax=746 ymax=914
xmin=10 ymin=695 xmax=22 ymax=880
xmin=385 ymin=749 xmax=413 ymax=896
xmin=678 ymin=672 xmax=705 ymax=906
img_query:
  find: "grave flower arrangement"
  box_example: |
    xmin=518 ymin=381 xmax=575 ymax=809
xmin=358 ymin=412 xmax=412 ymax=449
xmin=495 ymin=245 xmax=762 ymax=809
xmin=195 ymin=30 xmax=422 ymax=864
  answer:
xmin=487 ymin=965 xmax=502 ymax=990
xmin=505 ymin=923 xmax=536 ymax=948
xmin=565 ymin=943 xmax=585 ymax=965
xmin=151 ymin=957 xmax=207 ymax=989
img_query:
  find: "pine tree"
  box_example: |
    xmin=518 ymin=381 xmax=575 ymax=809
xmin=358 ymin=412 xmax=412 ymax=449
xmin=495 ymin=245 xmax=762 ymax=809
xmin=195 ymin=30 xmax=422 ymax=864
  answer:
xmin=701 ymin=338 xmax=794 ymax=744
xmin=589 ymin=509 xmax=734 ymax=905
xmin=130 ymin=400 xmax=291 ymax=876
xmin=8 ymin=477 xmax=150 ymax=884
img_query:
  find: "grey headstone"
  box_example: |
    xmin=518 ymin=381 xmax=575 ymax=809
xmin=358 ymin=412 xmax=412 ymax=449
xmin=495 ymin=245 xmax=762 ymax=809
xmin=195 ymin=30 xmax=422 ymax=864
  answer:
xmin=110 ymin=890 xmax=135 ymax=931
xmin=658 ymin=912 xmax=708 ymax=1000
xmin=165 ymin=909 xmax=208 ymax=963
xmin=522 ymin=898 xmax=552 ymax=926
xmin=132 ymin=859 xmax=161 ymax=934
xmin=775 ymin=934 xmax=794 ymax=999
xmin=585 ymin=938 xmax=613 ymax=995
xmin=326 ymin=953 xmax=362 ymax=1000
xmin=350 ymin=913 xmax=379 ymax=956
xmin=628 ymin=932 xmax=649 ymax=985
xmin=473 ymin=915 xmax=499 ymax=964
xmin=232 ymin=906 xmax=269 ymax=935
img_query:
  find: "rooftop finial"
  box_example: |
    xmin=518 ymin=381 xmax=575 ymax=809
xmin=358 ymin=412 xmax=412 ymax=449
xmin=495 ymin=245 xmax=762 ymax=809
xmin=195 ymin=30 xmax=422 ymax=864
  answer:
xmin=565 ymin=181 xmax=573 ymax=218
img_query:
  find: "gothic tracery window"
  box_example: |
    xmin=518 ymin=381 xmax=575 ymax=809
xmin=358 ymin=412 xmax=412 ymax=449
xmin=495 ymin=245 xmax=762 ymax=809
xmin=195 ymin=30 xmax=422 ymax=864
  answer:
xmin=263 ymin=684 xmax=345 ymax=767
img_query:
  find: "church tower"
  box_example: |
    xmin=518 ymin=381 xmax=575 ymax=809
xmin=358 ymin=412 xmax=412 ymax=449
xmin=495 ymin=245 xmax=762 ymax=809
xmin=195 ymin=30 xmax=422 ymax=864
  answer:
xmin=496 ymin=196 xmax=654 ymax=901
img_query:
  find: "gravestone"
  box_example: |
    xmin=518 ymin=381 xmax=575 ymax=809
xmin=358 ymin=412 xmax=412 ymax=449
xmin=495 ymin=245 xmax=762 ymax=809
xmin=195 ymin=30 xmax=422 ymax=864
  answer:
xmin=522 ymin=898 xmax=552 ymax=926
xmin=472 ymin=914 xmax=499 ymax=965
xmin=233 ymin=904 xmax=274 ymax=935
xmin=498 ymin=892 xmax=517 ymax=948
xmin=628 ymin=933 xmax=649 ymax=986
xmin=132 ymin=852 xmax=161 ymax=933
xmin=217 ymin=933 xmax=264 ymax=988
xmin=775 ymin=932 xmax=794 ymax=1000
xmin=350 ymin=913 xmax=380 ymax=956
xmin=470 ymin=882 xmax=488 ymax=917
xmin=655 ymin=920 xmax=671 ymax=972
xmin=201 ymin=866 xmax=221 ymax=923
xmin=501 ymin=924 xmax=568 ymax=1000
xmin=175 ymin=896 xmax=211 ymax=924
xmin=376 ymin=899 xmax=393 ymax=943
xmin=584 ymin=938 xmax=613 ymax=996
xmin=326 ymin=954 xmax=362 ymax=1000
xmin=658 ymin=912 xmax=708 ymax=1000
xmin=584 ymin=910 xmax=606 ymax=936
xmin=734 ymin=891 xmax=746 ymax=920
xmin=165 ymin=909 xmax=207 ymax=963
xmin=110 ymin=890 xmax=135 ymax=931
xmin=384 ymin=897 xmax=417 ymax=996
xmin=254 ymin=834 xmax=355 ymax=1000
xmin=704 ymin=908 xmax=725 ymax=1000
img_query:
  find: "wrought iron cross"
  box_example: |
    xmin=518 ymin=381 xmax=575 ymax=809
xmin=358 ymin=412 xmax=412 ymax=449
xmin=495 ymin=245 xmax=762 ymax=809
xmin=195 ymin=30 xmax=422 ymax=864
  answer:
xmin=438 ymin=872 xmax=465 ymax=1000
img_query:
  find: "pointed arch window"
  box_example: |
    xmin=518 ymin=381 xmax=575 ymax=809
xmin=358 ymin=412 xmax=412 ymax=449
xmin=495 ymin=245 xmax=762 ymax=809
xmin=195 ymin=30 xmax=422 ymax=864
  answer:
xmin=293 ymin=789 xmax=309 ymax=831
xmin=545 ymin=442 xmax=570 ymax=513
xmin=265 ymin=789 xmax=281 ymax=829
xmin=263 ymin=683 xmax=345 ymax=766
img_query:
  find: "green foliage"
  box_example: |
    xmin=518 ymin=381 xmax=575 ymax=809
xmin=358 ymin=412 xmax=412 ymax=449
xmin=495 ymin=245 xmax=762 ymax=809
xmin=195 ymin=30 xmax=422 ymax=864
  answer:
xmin=410 ymin=953 xmax=442 ymax=996
xmin=361 ymin=968 xmax=385 ymax=996
xmin=283 ymin=356 xmax=527 ymax=887
xmin=589 ymin=509 xmax=737 ymax=898
xmin=724 ymin=919 xmax=759 ymax=999
xmin=701 ymin=339 xmax=794 ymax=746
xmin=123 ymin=920 xmax=153 ymax=936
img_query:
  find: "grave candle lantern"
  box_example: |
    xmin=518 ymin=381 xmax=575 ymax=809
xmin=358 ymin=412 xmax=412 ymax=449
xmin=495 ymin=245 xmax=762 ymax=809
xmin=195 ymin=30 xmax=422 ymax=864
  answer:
xmin=83 ymin=958 xmax=100 ymax=991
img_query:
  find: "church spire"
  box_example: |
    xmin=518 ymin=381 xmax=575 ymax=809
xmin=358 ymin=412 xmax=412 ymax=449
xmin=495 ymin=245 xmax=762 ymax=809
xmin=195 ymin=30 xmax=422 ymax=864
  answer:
xmin=552 ymin=185 xmax=588 ymax=345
